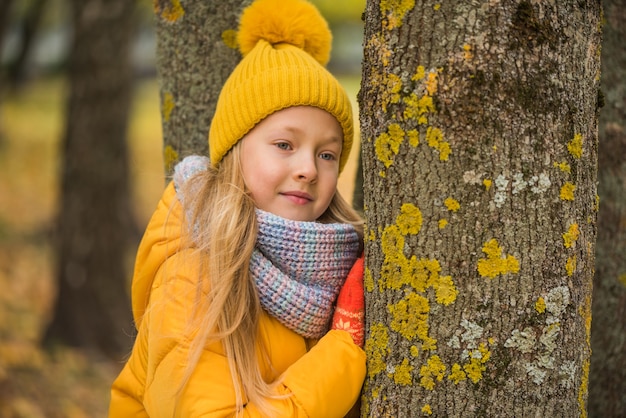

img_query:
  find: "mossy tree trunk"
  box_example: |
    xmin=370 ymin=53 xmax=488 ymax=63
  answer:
xmin=359 ymin=1 xmax=601 ymax=416
xmin=44 ymin=0 xmax=136 ymax=359
xmin=154 ymin=0 xmax=251 ymax=173
xmin=588 ymin=1 xmax=626 ymax=416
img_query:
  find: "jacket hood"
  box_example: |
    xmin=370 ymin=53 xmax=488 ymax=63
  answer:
xmin=131 ymin=181 xmax=184 ymax=327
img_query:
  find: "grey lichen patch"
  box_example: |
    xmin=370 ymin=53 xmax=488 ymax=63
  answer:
xmin=544 ymin=286 xmax=571 ymax=323
xmin=504 ymin=327 xmax=537 ymax=353
xmin=559 ymin=360 xmax=577 ymax=389
xmin=460 ymin=319 xmax=484 ymax=349
xmin=505 ymin=286 xmax=572 ymax=385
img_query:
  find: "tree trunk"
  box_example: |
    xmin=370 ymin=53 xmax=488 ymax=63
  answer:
xmin=154 ymin=0 xmax=251 ymax=172
xmin=0 ymin=0 xmax=15 ymax=74
xmin=359 ymin=1 xmax=601 ymax=417
xmin=43 ymin=0 xmax=136 ymax=359
xmin=353 ymin=152 xmax=365 ymax=213
xmin=7 ymin=0 xmax=48 ymax=87
xmin=588 ymin=1 xmax=626 ymax=416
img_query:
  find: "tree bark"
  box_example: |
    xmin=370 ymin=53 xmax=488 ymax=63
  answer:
xmin=43 ymin=0 xmax=136 ymax=359
xmin=588 ymin=1 xmax=626 ymax=416
xmin=353 ymin=152 xmax=365 ymax=213
xmin=359 ymin=1 xmax=601 ymax=416
xmin=154 ymin=0 xmax=251 ymax=173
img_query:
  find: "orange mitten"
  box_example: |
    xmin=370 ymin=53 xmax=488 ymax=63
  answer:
xmin=331 ymin=255 xmax=365 ymax=347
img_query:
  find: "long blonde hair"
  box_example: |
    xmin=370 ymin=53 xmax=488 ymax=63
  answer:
xmin=177 ymin=142 xmax=363 ymax=415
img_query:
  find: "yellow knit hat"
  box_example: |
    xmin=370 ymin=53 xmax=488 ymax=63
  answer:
xmin=209 ymin=0 xmax=354 ymax=172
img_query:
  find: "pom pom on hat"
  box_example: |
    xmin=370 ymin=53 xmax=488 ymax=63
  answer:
xmin=238 ymin=0 xmax=332 ymax=66
xmin=209 ymin=0 xmax=354 ymax=172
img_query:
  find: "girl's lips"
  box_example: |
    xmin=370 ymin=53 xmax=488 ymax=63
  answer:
xmin=281 ymin=191 xmax=313 ymax=205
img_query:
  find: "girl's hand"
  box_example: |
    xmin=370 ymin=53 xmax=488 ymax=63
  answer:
xmin=331 ymin=255 xmax=365 ymax=348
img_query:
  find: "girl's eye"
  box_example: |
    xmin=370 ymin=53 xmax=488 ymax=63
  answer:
xmin=275 ymin=142 xmax=291 ymax=150
xmin=319 ymin=152 xmax=336 ymax=161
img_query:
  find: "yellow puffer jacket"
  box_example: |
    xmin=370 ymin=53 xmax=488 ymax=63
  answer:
xmin=109 ymin=182 xmax=366 ymax=417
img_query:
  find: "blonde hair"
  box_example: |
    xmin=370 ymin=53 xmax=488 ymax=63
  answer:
xmin=176 ymin=142 xmax=363 ymax=415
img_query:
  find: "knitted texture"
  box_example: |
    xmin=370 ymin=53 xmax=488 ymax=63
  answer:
xmin=331 ymin=255 xmax=365 ymax=347
xmin=172 ymin=155 xmax=209 ymax=196
xmin=209 ymin=0 xmax=354 ymax=172
xmin=252 ymin=209 xmax=360 ymax=338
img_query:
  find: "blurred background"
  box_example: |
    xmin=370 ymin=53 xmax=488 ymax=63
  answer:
xmin=0 ymin=0 xmax=365 ymax=416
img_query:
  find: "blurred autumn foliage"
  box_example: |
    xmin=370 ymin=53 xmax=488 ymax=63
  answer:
xmin=0 ymin=77 xmax=164 ymax=416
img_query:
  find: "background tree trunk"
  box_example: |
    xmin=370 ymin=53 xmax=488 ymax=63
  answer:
xmin=7 ymin=0 xmax=48 ymax=88
xmin=154 ymin=0 xmax=251 ymax=172
xmin=359 ymin=1 xmax=601 ymax=416
xmin=0 ymin=0 xmax=15 ymax=76
xmin=588 ymin=1 xmax=626 ymax=416
xmin=43 ymin=0 xmax=136 ymax=359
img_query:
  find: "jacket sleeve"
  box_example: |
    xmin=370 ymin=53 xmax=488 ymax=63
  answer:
xmin=280 ymin=330 xmax=366 ymax=418
xmin=109 ymin=333 xmax=150 ymax=417
xmin=122 ymin=251 xmax=365 ymax=418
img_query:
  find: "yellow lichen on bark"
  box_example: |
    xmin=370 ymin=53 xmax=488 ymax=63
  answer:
xmin=578 ymin=359 xmax=590 ymax=418
xmin=444 ymin=197 xmax=460 ymax=212
xmin=412 ymin=65 xmax=425 ymax=81
xmin=366 ymin=322 xmax=391 ymax=379
xmin=535 ymin=297 xmax=546 ymax=314
xmin=366 ymin=35 xmax=393 ymax=68
xmin=375 ymin=123 xmax=405 ymax=169
xmin=563 ymin=223 xmax=580 ymax=248
xmin=397 ymin=203 xmax=423 ymax=235
xmin=393 ymin=358 xmax=414 ymax=385
xmin=448 ymin=363 xmax=467 ymax=384
xmin=221 ymin=29 xmax=238 ymax=49
xmin=477 ymin=239 xmax=520 ymax=278
xmin=389 ymin=293 xmax=434 ymax=346
xmin=163 ymin=145 xmax=179 ymax=172
xmin=378 ymin=203 xmax=459 ymax=351
xmin=560 ymin=182 xmax=576 ymax=201
xmin=425 ymin=70 xmax=439 ymax=96
xmin=364 ymin=267 xmax=374 ymax=293
xmin=554 ymin=161 xmax=572 ymax=173
xmin=403 ymin=93 xmax=435 ymax=124
xmin=156 ymin=0 xmax=185 ymax=23
xmin=463 ymin=43 xmax=473 ymax=60
xmin=566 ymin=256 xmax=577 ymax=276
xmin=380 ymin=0 xmax=416 ymax=30
xmin=407 ymin=129 xmax=419 ymax=147
xmin=419 ymin=355 xmax=446 ymax=390
xmin=385 ymin=73 xmax=403 ymax=107
xmin=567 ymin=133 xmax=584 ymax=159
xmin=162 ymin=92 xmax=175 ymax=122
xmin=425 ymin=126 xmax=450 ymax=161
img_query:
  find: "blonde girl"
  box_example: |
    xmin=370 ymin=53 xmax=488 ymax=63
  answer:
xmin=109 ymin=0 xmax=366 ymax=416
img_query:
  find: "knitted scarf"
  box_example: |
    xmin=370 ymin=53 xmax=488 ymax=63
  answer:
xmin=252 ymin=209 xmax=360 ymax=338
xmin=173 ymin=155 xmax=360 ymax=339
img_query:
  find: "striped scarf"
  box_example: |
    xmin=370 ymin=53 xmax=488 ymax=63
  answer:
xmin=252 ymin=209 xmax=360 ymax=338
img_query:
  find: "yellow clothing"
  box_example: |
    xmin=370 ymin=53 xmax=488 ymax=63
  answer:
xmin=109 ymin=183 xmax=366 ymax=417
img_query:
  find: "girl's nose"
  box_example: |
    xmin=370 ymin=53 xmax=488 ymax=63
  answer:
xmin=294 ymin=153 xmax=318 ymax=183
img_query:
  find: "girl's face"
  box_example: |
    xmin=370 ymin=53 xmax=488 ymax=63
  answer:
xmin=240 ymin=106 xmax=343 ymax=222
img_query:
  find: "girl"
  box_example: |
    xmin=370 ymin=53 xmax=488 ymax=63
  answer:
xmin=109 ymin=0 xmax=366 ymax=417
